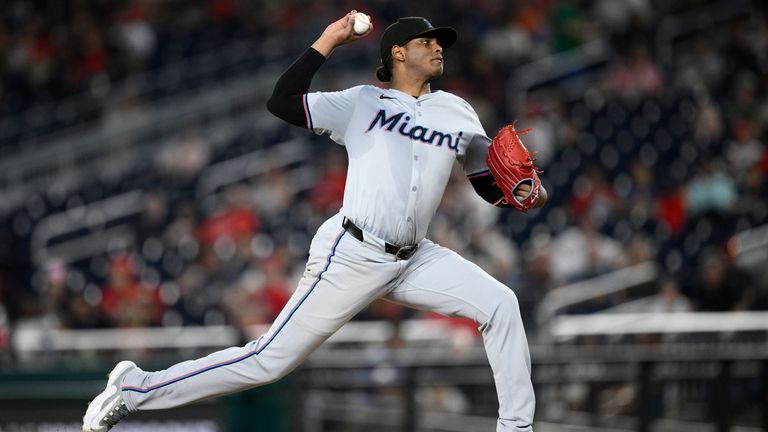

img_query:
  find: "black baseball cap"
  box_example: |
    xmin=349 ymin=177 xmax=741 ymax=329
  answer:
xmin=376 ymin=17 xmax=458 ymax=82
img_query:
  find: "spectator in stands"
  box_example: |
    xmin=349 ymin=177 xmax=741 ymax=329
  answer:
xmin=683 ymin=248 xmax=754 ymax=312
xmin=38 ymin=259 xmax=69 ymax=325
xmin=432 ymin=169 xmax=500 ymax=246
xmin=224 ymin=251 xmax=291 ymax=328
xmin=593 ymin=0 xmax=652 ymax=41
xmin=162 ymin=203 xmax=200 ymax=260
xmin=656 ymin=179 xmax=687 ymax=236
xmin=17 ymin=15 xmax=55 ymax=96
xmin=68 ymin=294 xmax=110 ymax=330
xmin=416 ymin=384 xmax=471 ymax=416
xmin=70 ymin=22 xmax=108 ymax=88
xmin=568 ymin=165 xmax=620 ymax=223
xmin=100 ymin=253 xmax=164 ymax=327
xmin=520 ymin=99 xmax=558 ymax=168
xmin=621 ymin=158 xmax=655 ymax=226
xmin=174 ymin=249 xmax=236 ymax=326
xmin=685 ymin=159 xmax=737 ymax=216
xmin=33 ymin=259 xmax=106 ymax=329
xmin=692 ymin=96 xmax=725 ymax=147
xmin=549 ymin=210 xmax=624 ymax=283
xmin=605 ymin=44 xmax=663 ymax=99
xmin=622 ymin=233 xmax=654 ymax=267
xmin=646 ymin=276 xmax=692 ymax=314
xmin=176 ymin=185 xmax=260 ymax=327
xmin=428 ymin=169 xmax=501 ymax=255
xmin=603 ymin=274 xmax=692 ymax=314
xmin=223 ymin=269 xmax=269 ymax=328
xmin=677 ymin=36 xmax=727 ymax=92
xmin=480 ymin=15 xmax=535 ymax=67
xmin=723 ymin=73 xmax=760 ymax=126
xmin=468 ymin=226 xmax=521 ymax=284
xmin=725 ymin=119 xmax=764 ymax=179
xmin=550 ymin=0 xmax=593 ymax=53
xmin=197 ymin=184 xmax=260 ymax=269
xmin=135 ymin=189 xmax=169 ymax=243
xmin=251 ymin=166 xmax=294 ymax=220
xmin=734 ymin=160 xmax=768 ymax=220
xmin=518 ymin=241 xmax=556 ymax=327
xmin=156 ymin=127 xmax=212 ymax=191
xmin=115 ymin=0 xmax=157 ymax=71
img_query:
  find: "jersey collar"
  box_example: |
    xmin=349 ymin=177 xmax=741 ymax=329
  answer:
xmin=384 ymin=88 xmax=440 ymax=102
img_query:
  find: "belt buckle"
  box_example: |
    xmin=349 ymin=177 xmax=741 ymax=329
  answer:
xmin=395 ymin=244 xmax=418 ymax=260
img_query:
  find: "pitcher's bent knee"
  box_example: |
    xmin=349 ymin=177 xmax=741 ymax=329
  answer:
xmin=488 ymin=288 xmax=523 ymax=325
xmin=501 ymin=286 xmax=521 ymax=309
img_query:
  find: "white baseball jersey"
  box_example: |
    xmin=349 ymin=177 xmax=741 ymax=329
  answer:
xmin=305 ymin=85 xmax=490 ymax=245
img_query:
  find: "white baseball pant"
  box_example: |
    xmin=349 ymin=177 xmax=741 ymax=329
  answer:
xmin=120 ymin=213 xmax=535 ymax=431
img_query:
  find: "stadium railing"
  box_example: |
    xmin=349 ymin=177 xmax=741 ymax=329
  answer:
xmin=536 ymin=261 xmax=659 ymax=328
xmin=9 ymin=311 xmax=768 ymax=432
xmin=26 ymin=135 xmax=312 ymax=268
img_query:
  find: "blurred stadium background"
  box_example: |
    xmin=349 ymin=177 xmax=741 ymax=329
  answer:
xmin=1 ymin=0 xmax=767 ymax=431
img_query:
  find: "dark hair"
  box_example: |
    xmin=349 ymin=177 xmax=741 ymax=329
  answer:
xmin=376 ymin=55 xmax=393 ymax=82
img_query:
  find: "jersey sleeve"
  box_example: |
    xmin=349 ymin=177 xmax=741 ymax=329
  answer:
xmin=305 ymin=85 xmax=364 ymax=144
xmin=456 ymin=99 xmax=491 ymax=176
xmin=462 ymin=133 xmax=492 ymax=176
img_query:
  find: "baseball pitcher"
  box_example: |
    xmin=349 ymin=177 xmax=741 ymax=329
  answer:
xmin=83 ymin=11 xmax=547 ymax=432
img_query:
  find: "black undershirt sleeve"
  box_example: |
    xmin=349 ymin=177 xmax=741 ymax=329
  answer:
xmin=266 ymin=48 xmax=327 ymax=127
xmin=468 ymin=171 xmax=515 ymax=208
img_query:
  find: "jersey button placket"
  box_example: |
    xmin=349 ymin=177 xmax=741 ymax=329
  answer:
xmin=405 ymin=105 xmax=420 ymax=238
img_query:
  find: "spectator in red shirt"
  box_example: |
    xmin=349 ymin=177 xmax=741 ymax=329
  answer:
xmin=100 ymin=254 xmax=163 ymax=327
xmin=656 ymin=181 xmax=687 ymax=236
xmin=198 ymin=185 xmax=260 ymax=266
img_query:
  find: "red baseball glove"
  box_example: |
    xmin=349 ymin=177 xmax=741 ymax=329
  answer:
xmin=486 ymin=122 xmax=542 ymax=212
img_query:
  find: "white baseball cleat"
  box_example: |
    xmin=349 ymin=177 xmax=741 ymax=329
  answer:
xmin=82 ymin=360 xmax=137 ymax=431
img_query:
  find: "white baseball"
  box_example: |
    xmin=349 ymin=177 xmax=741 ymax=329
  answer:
xmin=353 ymin=12 xmax=371 ymax=35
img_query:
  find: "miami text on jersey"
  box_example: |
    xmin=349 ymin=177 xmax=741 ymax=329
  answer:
xmin=365 ymin=109 xmax=462 ymax=152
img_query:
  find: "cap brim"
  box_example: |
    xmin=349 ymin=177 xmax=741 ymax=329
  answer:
xmin=411 ymin=27 xmax=458 ymax=50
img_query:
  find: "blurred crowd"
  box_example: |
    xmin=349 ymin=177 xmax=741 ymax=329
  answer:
xmin=3 ymin=0 xmax=758 ymax=137
xmin=0 ymin=0 xmax=261 ymax=120
xmin=0 ymin=0 xmax=767 ymax=347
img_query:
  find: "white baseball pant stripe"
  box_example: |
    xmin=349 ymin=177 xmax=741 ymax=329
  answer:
xmin=120 ymin=213 xmax=534 ymax=432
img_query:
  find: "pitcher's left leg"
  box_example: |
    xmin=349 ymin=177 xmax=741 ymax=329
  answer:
xmin=388 ymin=241 xmax=534 ymax=432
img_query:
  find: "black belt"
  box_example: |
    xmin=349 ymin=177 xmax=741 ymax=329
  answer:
xmin=342 ymin=218 xmax=418 ymax=260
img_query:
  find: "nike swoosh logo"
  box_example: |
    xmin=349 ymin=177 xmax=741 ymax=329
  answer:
xmin=379 ymin=95 xmax=396 ymax=99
